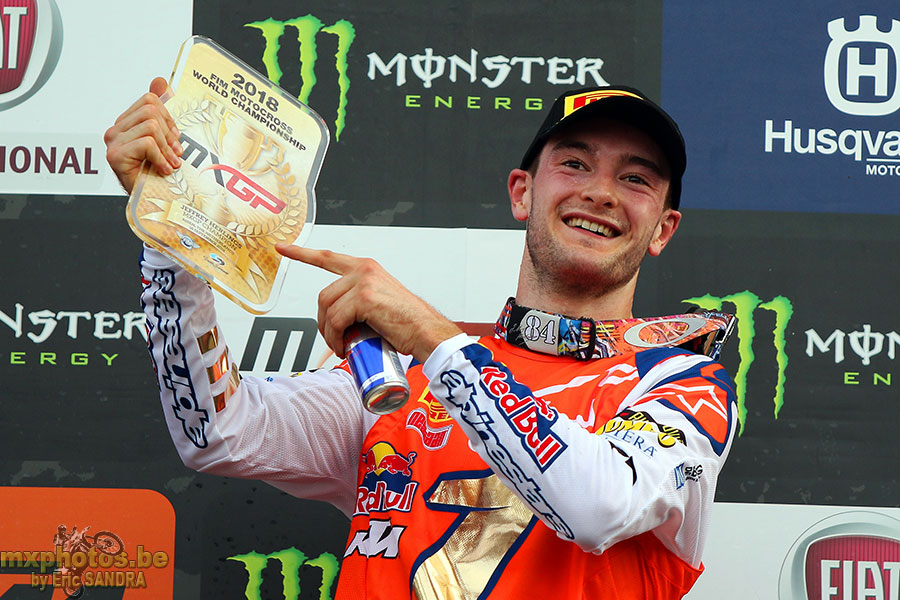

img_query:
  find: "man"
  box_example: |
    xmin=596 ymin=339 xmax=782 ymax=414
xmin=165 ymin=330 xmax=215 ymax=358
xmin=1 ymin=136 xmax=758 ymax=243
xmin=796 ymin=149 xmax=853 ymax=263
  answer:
xmin=106 ymin=80 xmax=736 ymax=599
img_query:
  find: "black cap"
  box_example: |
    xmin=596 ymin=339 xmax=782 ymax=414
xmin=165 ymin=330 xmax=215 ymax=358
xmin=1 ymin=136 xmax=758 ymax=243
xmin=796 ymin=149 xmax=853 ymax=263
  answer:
xmin=520 ymin=86 xmax=686 ymax=209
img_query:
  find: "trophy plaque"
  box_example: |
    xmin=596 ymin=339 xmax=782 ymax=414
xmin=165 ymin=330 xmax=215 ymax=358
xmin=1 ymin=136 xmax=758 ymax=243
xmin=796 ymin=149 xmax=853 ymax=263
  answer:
xmin=127 ymin=36 xmax=329 ymax=313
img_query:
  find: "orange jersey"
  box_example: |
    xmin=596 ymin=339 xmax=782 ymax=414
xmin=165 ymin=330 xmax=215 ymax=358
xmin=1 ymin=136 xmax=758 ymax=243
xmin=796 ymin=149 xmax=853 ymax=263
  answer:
xmin=141 ymin=249 xmax=736 ymax=600
xmin=337 ymin=336 xmax=735 ymax=599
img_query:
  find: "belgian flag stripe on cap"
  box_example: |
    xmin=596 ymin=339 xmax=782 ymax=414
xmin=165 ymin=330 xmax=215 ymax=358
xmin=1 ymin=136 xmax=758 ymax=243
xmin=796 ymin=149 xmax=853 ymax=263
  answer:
xmin=562 ymin=90 xmax=643 ymax=117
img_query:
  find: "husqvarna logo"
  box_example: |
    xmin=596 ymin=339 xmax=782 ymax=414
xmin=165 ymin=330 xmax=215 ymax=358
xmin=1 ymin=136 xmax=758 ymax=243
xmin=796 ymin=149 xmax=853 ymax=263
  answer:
xmin=824 ymin=15 xmax=900 ymax=116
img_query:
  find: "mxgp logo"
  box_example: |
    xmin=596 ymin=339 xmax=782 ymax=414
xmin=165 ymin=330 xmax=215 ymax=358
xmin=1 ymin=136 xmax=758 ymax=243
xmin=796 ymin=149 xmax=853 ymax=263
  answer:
xmin=0 ymin=0 xmax=62 ymax=110
xmin=684 ymin=291 xmax=793 ymax=434
xmin=824 ymin=15 xmax=900 ymax=116
xmin=245 ymin=15 xmax=355 ymax=140
xmin=180 ymin=132 xmax=286 ymax=215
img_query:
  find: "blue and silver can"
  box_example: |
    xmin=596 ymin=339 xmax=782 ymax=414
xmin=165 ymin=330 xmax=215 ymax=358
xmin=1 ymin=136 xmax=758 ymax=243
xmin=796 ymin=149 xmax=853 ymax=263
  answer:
xmin=344 ymin=323 xmax=410 ymax=414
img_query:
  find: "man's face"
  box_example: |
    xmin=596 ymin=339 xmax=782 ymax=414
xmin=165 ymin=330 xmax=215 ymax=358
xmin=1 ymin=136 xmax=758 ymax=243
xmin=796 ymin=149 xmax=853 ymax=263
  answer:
xmin=509 ymin=117 xmax=681 ymax=299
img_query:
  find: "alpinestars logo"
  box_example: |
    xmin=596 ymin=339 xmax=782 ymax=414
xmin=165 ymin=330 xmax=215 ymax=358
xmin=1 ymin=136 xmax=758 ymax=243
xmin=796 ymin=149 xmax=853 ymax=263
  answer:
xmin=683 ymin=291 xmax=793 ymax=434
xmin=147 ymin=268 xmax=210 ymax=448
xmin=245 ymin=16 xmax=355 ymax=141
xmin=824 ymin=15 xmax=900 ymax=116
xmin=764 ymin=15 xmax=900 ymax=177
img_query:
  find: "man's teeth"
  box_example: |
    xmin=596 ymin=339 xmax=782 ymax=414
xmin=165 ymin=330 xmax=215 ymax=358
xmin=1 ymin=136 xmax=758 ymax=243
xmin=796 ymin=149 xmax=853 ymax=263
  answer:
xmin=566 ymin=217 xmax=614 ymax=237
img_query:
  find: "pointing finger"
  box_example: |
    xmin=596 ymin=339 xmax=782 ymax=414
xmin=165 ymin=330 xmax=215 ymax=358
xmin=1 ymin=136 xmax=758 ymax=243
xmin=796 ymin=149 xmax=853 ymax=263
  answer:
xmin=275 ymin=244 xmax=360 ymax=275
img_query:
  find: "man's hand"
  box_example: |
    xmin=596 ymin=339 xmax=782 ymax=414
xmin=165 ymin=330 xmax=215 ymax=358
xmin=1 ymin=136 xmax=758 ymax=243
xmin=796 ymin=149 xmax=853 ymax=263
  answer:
xmin=104 ymin=77 xmax=183 ymax=194
xmin=276 ymin=244 xmax=463 ymax=363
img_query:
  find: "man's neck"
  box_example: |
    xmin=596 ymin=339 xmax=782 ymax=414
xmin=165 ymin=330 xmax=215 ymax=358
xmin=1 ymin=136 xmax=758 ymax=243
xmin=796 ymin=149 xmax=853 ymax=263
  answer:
xmin=513 ymin=262 xmax=639 ymax=322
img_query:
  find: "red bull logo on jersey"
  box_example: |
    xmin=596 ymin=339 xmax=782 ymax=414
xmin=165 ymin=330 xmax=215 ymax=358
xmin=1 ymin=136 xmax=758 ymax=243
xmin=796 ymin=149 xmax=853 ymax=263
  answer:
xmin=356 ymin=442 xmax=418 ymax=516
xmin=480 ymin=365 xmax=565 ymax=471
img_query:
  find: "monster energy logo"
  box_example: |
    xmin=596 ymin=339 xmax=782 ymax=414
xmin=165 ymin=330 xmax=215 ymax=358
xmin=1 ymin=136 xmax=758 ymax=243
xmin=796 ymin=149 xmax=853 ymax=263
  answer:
xmin=228 ymin=547 xmax=339 ymax=600
xmin=683 ymin=291 xmax=793 ymax=434
xmin=246 ymin=16 xmax=355 ymax=141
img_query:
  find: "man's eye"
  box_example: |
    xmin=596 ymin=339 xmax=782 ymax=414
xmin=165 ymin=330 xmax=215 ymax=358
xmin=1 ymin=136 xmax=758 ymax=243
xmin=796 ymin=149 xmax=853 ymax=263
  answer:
xmin=562 ymin=159 xmax=585 ymax=169
xmin=624 ymin=174 xmax=648 ymax=185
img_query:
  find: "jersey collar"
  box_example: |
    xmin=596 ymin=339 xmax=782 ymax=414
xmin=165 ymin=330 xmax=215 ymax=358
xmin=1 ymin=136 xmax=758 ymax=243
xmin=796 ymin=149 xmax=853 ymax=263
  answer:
xmin=494 ymin=298 xmax=735 ymax=361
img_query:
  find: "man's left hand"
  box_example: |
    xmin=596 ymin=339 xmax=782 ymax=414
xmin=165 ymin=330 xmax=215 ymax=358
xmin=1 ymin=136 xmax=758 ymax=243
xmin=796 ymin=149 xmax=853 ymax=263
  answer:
xmin=276 ymin=244 xmax=463 ymax=363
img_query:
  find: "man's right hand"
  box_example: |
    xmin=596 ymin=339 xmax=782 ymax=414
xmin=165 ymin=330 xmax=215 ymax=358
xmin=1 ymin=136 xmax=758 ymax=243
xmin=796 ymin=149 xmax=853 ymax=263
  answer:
xmin=104 ymin=77 xmax=183 ymax=194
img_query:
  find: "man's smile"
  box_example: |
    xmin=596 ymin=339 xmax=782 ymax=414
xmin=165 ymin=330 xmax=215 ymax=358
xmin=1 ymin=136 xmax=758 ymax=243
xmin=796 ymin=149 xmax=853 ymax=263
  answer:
xmin=563 ymin=216 xmax=619 ymax=238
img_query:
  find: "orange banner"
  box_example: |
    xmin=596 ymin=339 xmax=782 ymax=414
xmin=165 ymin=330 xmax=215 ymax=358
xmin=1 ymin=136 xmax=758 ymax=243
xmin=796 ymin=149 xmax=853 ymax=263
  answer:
xmin=0 ymin=487 xmax=175 ymax=599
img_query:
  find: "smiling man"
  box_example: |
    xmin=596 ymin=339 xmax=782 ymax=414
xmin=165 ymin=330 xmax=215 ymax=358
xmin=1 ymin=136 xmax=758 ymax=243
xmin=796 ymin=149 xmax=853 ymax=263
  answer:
xmin=512 ymin=112 xmax=681 ymax=321
xmin=107 ymin=83 xmax=737 ymax=599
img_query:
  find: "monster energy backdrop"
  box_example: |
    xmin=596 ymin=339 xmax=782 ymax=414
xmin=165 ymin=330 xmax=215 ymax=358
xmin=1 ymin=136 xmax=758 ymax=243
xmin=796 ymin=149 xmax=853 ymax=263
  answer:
xmin=190 ymin=0 xmax=665 ymax=228
xmin=0 ymin=0 xmax=899 ymax=599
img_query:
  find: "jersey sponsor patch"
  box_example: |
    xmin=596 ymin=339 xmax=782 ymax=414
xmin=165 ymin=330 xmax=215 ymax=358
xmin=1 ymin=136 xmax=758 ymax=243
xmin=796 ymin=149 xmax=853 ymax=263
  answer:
xmin=344 ymin=519 xmax=406 ymax=559
xmin=478 ymin=364 xmax=565 ymax=471
xmin=601 ymin=427 xmax=661 ymax=459
xmin=357 ymin=442 xmax=418 ymax=516
xmin=673 ymin=462 xmax=703 ymax=490
xmin=599 ymin=409 xmax=687 ymax=448
xmin=405 ymin=390 xmax=454 ymax=450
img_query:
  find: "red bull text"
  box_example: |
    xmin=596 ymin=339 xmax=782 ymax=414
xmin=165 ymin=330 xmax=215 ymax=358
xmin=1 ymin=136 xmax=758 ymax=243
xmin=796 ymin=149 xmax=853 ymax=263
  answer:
xmin=356 ymin=443 xmax=418 ymax=515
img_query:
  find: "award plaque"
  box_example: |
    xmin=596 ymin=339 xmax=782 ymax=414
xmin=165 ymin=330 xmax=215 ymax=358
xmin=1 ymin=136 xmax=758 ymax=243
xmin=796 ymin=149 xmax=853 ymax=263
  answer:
xmin=127 ymin=36 xmax=328 ymax=313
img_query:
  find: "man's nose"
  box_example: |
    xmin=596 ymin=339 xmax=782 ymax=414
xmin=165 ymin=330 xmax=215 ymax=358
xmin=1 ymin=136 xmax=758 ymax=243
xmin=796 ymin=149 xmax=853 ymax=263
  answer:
xmin=581 ymin=173 xmax=618 ymax=207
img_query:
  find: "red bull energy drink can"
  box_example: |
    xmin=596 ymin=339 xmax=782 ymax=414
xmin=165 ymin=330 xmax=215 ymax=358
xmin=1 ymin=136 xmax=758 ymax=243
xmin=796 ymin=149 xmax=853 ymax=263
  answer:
xmin=344 ymin=323 xmax=410 ymax=414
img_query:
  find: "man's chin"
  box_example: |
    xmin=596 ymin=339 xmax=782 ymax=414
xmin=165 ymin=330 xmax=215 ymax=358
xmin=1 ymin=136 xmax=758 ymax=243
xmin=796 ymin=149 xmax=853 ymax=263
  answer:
xmin=549 ymin=261 xmax=640 ymax=296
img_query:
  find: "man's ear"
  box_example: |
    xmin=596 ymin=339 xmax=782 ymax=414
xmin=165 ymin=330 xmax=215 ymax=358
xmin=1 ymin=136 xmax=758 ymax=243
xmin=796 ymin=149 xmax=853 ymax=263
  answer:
xmin=647 ymin=209 xmax=682 ymax=257
xmin=508 ymin=168 xmax=532 ymax=222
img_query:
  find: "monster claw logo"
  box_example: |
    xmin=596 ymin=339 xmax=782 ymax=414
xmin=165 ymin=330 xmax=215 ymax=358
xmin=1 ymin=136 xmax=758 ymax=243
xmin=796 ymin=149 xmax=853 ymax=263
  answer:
xmin=228 ymin=547 xmax=339 ymax=600
xmin=683 ymin=291 xmax=793 ymax=434
xmin=824 ymin=15 xmax=900 ymax=117
xmin=246 ymin=15 xmax=355 ymax=140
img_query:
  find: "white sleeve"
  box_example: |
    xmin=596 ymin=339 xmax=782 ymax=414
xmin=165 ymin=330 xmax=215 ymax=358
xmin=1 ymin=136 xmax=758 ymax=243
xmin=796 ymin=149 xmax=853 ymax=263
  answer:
xmin=423 ymin=335 xmax=737 ymax=567
xmin=140 ymin=246 xmax=377 ymax=516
